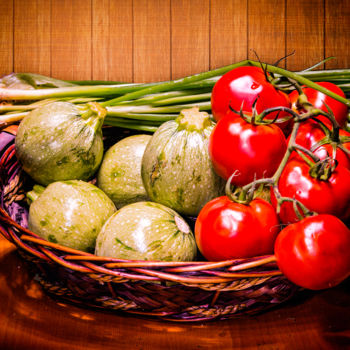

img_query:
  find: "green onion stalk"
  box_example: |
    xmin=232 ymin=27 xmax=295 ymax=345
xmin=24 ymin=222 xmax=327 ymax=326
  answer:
xmin=0 ymin=59 xmax=349 ymax=131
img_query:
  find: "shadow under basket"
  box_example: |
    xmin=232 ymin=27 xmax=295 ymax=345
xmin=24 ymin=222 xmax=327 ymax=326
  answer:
xmin=0 ymin=125 xmax=299 ymax=322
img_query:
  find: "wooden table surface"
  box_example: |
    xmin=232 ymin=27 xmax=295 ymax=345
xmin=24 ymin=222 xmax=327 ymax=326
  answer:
xmin=0 ymin=235 xmax=349 ymax=350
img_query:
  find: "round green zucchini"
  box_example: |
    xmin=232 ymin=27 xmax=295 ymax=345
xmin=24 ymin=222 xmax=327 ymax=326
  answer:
xmin=97 ymin=134 xmax=151 ymax=208
xmin=28 ymin=180 xmax=116 ymax=253
xmin=15 ymin=101 xmax=105 ymax=185
xmin=95 ymin=201 xmax=197 ymax=261
xmin=141 ymin=107 xmax=225 ymax=216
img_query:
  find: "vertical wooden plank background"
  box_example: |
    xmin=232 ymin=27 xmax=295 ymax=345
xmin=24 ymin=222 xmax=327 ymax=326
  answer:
xmin=325 ymin=0 xmax=350 ymax=69
xmin=171 ymin=0 xmax=210 ymax=79
xmin=210 ymin=0 xmax=247 ymax=70
xmin=134 ymin=0 xmax=171 ymax=82
xmin=51 ymin=0 xmax=92 ymax=80
xmin=248 ymin=0 xmax=285 ymax=66
xmin=0 ymin=0 xmax=13 ymax=77
xmin=0 ymin=0 xmax=349 ymax=82
xmin=14 ymin=0 xmax=51 ymax=75
xmin=92 ymin=0 xmax=133 ymax=82
xmin=286 ymin=0 xmax=324 ymax=71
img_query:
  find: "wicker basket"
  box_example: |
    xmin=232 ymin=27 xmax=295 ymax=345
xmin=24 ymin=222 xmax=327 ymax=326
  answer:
xmin=0 ymin=125 xmax=299 ymax=322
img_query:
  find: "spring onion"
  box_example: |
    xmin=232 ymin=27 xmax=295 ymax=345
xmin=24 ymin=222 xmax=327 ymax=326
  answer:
xmin=0 ymin=59 xmax=349 ymax=131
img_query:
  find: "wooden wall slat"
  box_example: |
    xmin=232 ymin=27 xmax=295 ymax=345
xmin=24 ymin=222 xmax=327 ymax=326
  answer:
xmin=134 ymin=0 xmax=171 ymax=83
xmin=247 ymin=0 xmax=286 ymax=66
xmin=92 ymin=0 xmax=133 ymax=82
xmin=286 ymin=0 xmax=324 ymax=71
xmin=14 ymin=0 xmax=51 ymax=75
xmin=210 ymin=0 xmax=248 ymax=69
xmin=325 ymin=0 xmax=350 ymax=69
xmin=51 ymin=0 xmax=92 ymax=80
xmin=0 ymin=0 xmax=14 ymax=76
xmin=171 ymin=0 xmax=210 ymax=79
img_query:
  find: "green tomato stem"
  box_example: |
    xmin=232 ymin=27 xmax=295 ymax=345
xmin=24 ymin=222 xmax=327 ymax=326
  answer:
xmin=240 ymin=178 xmax=275 ymax=194
xmin=271 ymin=115 xmax=302 ymax=183
xmin=293 ymin=145 xmax=320 ymax=165
xmin=270 ymin=106 xmax=334 ymax=183
xmin=245 ymin=60 xmax=350 ymax=107
xmin=338 ymin=143 xmax=350 ymax=156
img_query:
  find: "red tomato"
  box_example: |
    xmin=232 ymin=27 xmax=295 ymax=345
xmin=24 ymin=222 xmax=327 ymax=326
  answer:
xmin=271 ymin=158 xmax=350 ymax=224
xmin=289 ymin=82 xmax=348 ymax=128
xmin=290 ymin=119 xmax=350 ymax=169
xmin=195 ymin=196 xmax=280 ymax=261
xmin=275 ymin=214 xmax=350 ymax=290
xmin=211 ymin=66 xmax=292 ymax=133
xmin=209 ymin=113 xmax=287 ymax=186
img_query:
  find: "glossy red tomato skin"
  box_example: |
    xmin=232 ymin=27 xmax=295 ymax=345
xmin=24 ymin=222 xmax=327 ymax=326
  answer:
xmin=290 ymin=120 xmax=350 ymax=169
xmin=289 ymin=82 xmax=348 ymax=127
xmin=209 ymin=113 xmax=287 ymax=186
xmin=195 ymin=196 xmax=281 ymax=261
xmin=275 ymin=214 xmax=350 ymax=290
xmin=211 ymin=66 xmax=292 ymax=133
xmin=271 ymin=158 xmax=350 ymax=224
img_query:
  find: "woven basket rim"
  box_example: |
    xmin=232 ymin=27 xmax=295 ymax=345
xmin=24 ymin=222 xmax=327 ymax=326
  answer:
xmin=0 ymin=142 xmax=283 ymax=285
xmin=0 ymin=203 xmax=281 ymax=283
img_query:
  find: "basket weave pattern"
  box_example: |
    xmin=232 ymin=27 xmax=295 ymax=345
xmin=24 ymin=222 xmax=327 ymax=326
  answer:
xmin=0 ymin=127 xmax=298 ymax=322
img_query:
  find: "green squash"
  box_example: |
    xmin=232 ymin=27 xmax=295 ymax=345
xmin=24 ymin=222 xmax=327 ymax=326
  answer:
xmin=15 ymin=101 xmax=106 ymax=186
xmin=28 ymin=180 xmax=116 ymax=253
xmin=141 ymin=107 xmax=225 ymax=216
xmin=97 ymin=134 xmax=151 ymax=208
xmin=95 ymin=201 xmax=197 ymax=261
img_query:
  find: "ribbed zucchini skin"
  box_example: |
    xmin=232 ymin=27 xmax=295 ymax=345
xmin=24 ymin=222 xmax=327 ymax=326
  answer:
xmin=28 ymin=180 xmax=116 ymax=253
xmin=15 ymin=102 xmax=104 ymax=186
xmin=141 ymin=115 xmax=225 ymax=216
xmin=97 ymin=134 xmax=151 ymax=208
xmin=95 ymin=201 xmax=197 ymax=261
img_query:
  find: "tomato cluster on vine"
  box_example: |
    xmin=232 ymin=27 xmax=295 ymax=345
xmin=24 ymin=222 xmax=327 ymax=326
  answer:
xmin=195 ymin=65 xmax=350 ymax=291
